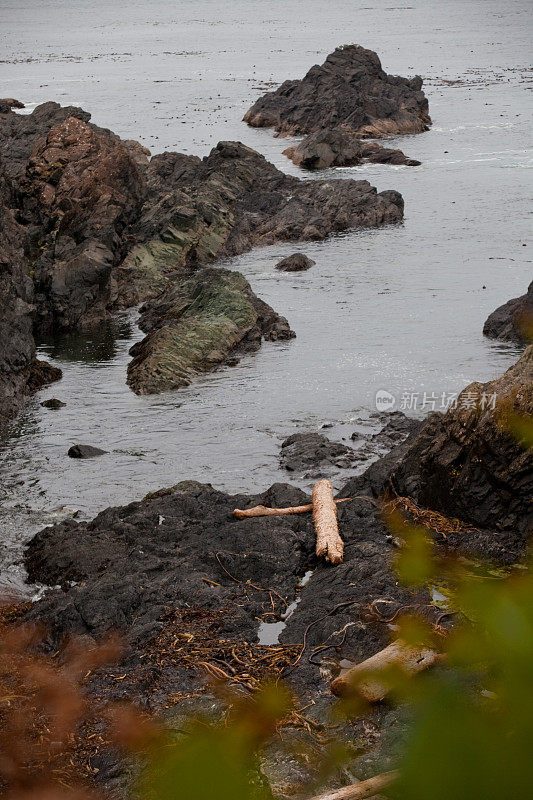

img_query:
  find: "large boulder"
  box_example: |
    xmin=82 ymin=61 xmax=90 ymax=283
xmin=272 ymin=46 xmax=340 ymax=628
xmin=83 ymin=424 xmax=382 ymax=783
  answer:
xmin=392 ymin=346 xmax=533 ymax=545
xmin=127 ymin=268 xmax=295 ymax=394
xmin=483 ymin=281 xmax=533 ymax=345
xmin=284 ymin=127 xmax=421 ymax=170
xmin=244 ymin=44 xmax=430 ymax=138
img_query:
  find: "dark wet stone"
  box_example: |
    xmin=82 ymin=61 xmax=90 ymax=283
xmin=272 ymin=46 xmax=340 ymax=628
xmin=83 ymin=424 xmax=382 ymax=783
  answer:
xmin=275 ymin=252 xmax=316 ymax=271
xmin=40 ymin=398 xmax=66 ymax=409
xmin=67 ymin=444 xmax=107 ymax=459
xmin=280 ymin=432 xmax=356 ymax=473
xmin=483 ymin=281 xmax=532 ymax=345
xmin=284 ymin=127 xmax=422 ymax=170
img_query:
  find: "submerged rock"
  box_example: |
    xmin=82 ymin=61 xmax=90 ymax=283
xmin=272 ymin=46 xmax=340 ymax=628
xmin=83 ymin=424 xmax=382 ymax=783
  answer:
xmin=67 ymin=444 xmax=107 ymax=459
xmin=275 ymin=252 xmax=316 ymax=271
xmin=284 ymin=127 xmax=421 ymax=170
xmin=244 ymin=44 xmax=430 ymax=138
xmin=392 ymin=346 xmax=533 ymax=544
xmin=483 ymin=281 xmax=533 ymax=345
xmin=127 ymin=268 xmax=295 ymax=394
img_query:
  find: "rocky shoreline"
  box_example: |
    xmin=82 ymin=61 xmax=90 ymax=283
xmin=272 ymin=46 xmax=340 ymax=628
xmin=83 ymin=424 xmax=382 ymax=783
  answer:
xmin=0 ymin=97 xmax=404 ymax=419
xmin=1 ymin=35 xmax=532 ymax=800
xmin=16 ymin=347 xmax=532 ymax=796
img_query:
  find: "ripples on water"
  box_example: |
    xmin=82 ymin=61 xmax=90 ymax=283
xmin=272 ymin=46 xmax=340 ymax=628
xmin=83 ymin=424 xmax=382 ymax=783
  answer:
xmin=0 ymin=0 xmax=531 ymax=595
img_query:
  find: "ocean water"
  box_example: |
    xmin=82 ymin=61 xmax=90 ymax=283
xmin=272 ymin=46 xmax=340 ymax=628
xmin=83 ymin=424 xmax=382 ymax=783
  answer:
xmin=0 ymin=0 xmax=531 ymax=596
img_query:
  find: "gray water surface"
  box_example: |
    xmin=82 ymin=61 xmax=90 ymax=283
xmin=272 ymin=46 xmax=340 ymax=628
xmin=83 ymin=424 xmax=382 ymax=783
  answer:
xmin=0 ymin=0 xmax=531 ymax=597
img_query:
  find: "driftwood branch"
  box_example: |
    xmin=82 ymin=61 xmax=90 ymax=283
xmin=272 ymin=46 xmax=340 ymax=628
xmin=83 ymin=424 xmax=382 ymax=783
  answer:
xmin=330 ymin=640 xmax=440 ymax=701
xmin=313 ymin=479 xmax=344 ymax=565
xmin=307 ymin=769 xmax=399 ymax=800
xmin=233 ymin=498 xmax=350 ymax=519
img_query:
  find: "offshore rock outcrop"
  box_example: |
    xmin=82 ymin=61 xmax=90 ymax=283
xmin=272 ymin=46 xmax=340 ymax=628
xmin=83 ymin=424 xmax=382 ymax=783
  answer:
xmin=284 ymin=127 xmax=421 ymax=170
xmin=483 ymin=281 xmax=533 ymax=345
xmin=392 ymin=346 xmax=533 ymax=548
xmin=127 ymin=268 xmax=294 ymax=394
xmin=117 ymin=140 xmax=404 ymax=307
xmin=244 ymin=44 xmax=430 ymax=138
xmin=0 ymin=102 xmax=405 ymax=417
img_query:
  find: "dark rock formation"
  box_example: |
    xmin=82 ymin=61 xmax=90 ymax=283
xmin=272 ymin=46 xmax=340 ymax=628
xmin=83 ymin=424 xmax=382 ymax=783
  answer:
xmin=127 ymin=268 xmax=294 ymax=394
xmin=275 ymin=252 xmax=316 ymax=271
xmin=0 ymin=101 xmax=91 ymax=181
xmin=19 ymin=114 xmax=146 ymax=333
xmin=0 ymin=102 xmax=404 ymax=418
xmin=117 ymin=140 xmax=404 ymax=308
xmin=0 ymin=98 xmax=24 ymax=113
xmin=40 ymin=398 xmax=66 ymax=409
xmin=244 ymin=44 xmax=430 ymax=138
xmin=23 ymin=415 xmax=527 ymax=793
xmin=67 ymin=444 xmax=107 ymax=459
xmin=284 ymin=127 xmax=421 ymax=170
xmin=26 ymin=359 xmax=62 ymax=393
xmin=483 ymin=281 xmax=533 ymax=345
xmin=0 ymin=157 xmax=36 ymax=430
xmin=392 ymin=346 xmax=533 ymax=545
xmin=0 ymin=156 xmax=61 ymax=430
xmin=280 ymin=432 xmax=356 ymax=473
xmin=369 ymin=411 xmax=421 ymax=447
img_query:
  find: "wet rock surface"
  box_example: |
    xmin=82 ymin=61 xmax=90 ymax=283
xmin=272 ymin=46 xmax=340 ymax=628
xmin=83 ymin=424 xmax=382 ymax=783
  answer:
xmin=284 ymin=127 xmax=421 ymax=170
xmin=280 ymin=432 xmax=356 ymax=474
xmin=127 ymin=267 xmax=295 ymax=394
xmin=244 ymin=44 xmax=430 ymax=138
xmin=483 ymin=281 xmax=533 ymax=345
xmin=67 ymin=444 xmax=107 ymax=459
xmin=392 ymin=346 xmax=533 ymax=553
xmin=40 ymin=398 xmax=66 ymax=409
xmin=274 ymin=252 xmax=316 ymax=271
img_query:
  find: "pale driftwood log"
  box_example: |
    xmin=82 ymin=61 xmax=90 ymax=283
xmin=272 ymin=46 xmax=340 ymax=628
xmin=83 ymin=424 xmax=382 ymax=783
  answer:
xmin=307 ymin=769 xmax=399 ymax=800
xmin=330 ymin=640 xmax=440 ymax=701
xmin=233 ymin=498 xmax=349 ymax=520
xmin=313 ymin=479 xmax=344 ymax=565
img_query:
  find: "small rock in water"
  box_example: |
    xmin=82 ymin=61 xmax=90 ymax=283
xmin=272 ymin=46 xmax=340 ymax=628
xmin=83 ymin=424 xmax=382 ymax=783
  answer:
xmin=68 ymin=444 xmax=107 ymax=459
xmin=275 ymin=253 xmax=316 ymax=272
xmin=40 ymin=398 xmax=66 ymax=409
xmin=280 ymin=432 xmax=355 ymax=472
